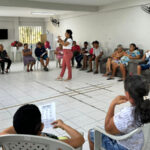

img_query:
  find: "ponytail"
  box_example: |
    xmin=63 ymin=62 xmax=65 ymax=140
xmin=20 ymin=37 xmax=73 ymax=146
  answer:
xmin=124 ymin=75 xmax=150 ymax=126
xmin=64 ymin=29 xmax=73 ymax=42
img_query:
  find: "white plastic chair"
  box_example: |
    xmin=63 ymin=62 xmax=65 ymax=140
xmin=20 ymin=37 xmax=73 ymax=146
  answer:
xmin=0 ymin=134 xmax=75 ymax=150
xmin=94 ymin=126 xmax=142 ymax=150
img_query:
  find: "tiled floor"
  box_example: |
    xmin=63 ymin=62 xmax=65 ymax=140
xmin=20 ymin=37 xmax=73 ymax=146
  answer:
xmin=0 ymin=61 xmax=131 ymax=150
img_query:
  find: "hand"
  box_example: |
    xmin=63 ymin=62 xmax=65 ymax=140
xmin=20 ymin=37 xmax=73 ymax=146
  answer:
xmin=58 ymin=36 xmax=61 ymax=40
xmin=51 ymin=120 xmax=65 ymax=129
xmin=129 ymin=55 xmax=132 ymax=59
xmin=112 ymin=95 xmax=128 ymax=105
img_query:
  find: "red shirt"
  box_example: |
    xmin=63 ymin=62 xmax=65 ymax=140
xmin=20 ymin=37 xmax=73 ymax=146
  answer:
xmin=72 ymin=45 xmax=81 ymax=52
xmin=89 ymin=48 xmax=94 ymax=55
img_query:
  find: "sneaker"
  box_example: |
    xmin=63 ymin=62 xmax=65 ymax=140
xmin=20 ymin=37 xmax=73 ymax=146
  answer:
xmin=44 ymin=67 xmax=49 ymax=71
xmin=2 ymin=71 xmax=4 ymax=74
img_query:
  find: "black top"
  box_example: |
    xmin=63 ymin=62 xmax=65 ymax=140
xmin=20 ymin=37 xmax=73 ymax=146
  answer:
xmin=35 ymin=47 xmax=47 ymax=57
xmin=41 ymin=132 xmax=58 ymax=140
xmin=0 ymin=50 xmax=8 ymax=59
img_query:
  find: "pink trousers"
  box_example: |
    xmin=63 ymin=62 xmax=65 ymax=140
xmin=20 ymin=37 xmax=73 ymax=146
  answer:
xmin=60 ymin=49 xmax=73 ymax=79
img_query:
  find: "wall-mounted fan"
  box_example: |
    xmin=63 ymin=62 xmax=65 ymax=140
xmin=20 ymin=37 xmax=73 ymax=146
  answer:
xmin=50 ymin=17 xmax=60 ymax=27
xmin=141 ymin=4 xmax=150 ymax=14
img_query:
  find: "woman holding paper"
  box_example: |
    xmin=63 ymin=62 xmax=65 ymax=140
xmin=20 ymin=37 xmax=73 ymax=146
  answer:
xmin=56 ymin=29 xmax=73 ymax=81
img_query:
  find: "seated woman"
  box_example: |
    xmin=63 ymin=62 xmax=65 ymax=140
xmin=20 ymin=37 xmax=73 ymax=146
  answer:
xmin=104 ymin=45 xmax=124 ymax=77
xmin=54 ymin=44 xmax=63 ymax=68
xmin=23 ymin=43 xmax=36 ymax=72
xmin=108 ymin=43 xmax=140 ymax=81
xmin=137 ymin=50 xmax=150 ymax=75
xmin=0 ymin=104 xmax=85 ymax=149
xmin=0 ymin=44 xmax=12 ymax=74
xmin=88 ymin=75 xmax=150 ymax=150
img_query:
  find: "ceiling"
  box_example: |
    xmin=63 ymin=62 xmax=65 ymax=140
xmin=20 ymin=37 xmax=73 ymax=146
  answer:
xmin=0 ymin=0 xmax=149 ymax=18
xmin=29 ymin=0 xmax=125 ymax=7
xmin=0 ymin=6 xmax=77 ymax=18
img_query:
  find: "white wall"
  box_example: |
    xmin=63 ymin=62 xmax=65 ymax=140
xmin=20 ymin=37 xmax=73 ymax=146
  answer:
xmin=46 ymin=5 xmax=150 ymax=56
xmin=0 ymin=17 xmax=46 ymax=61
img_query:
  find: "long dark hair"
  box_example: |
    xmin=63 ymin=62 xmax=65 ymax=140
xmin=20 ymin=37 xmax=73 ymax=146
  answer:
xmin=124 ymin=75 xmax=150 ymax=126
xmin=130 ymin=43 xmax=138 ymax=50
xmin=64 ymin=29 xmax=73 ymax=42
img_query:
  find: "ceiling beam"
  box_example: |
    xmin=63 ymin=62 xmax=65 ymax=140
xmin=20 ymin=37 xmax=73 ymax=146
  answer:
xmin=0 ymin=0 xmax=99 ymax=12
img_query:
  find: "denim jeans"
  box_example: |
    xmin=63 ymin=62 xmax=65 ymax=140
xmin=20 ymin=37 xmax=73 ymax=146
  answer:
xmin=89 ymin=129 xmax=128 ymax=150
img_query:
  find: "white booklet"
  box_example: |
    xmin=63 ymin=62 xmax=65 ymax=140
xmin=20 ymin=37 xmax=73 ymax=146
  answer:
xmin=39 ymin=102 xmax=56 ymax=129
xmin=146 ymin=51 xmax=150 ymax=58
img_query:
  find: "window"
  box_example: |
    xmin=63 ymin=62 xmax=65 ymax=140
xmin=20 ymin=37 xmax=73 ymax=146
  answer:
xmin=19 ymin=26 xmax=42 ymax=44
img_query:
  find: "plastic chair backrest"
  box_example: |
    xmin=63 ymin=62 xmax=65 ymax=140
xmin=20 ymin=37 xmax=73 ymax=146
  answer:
xmin=0 ymin=134 xmax=75 ymax=150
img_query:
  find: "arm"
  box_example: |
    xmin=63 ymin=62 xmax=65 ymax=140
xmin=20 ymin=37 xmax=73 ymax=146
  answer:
xmin=105 ymin=96 xmax=128 ymax=135
xmin=52 ymin=120 xmax=85 ymax=148
xmin=0 ymin=126 xmax=16 ymax=135
xmin=98 ymin=51 xmax=103 ymax=58
xmin=58 ymin=36 xmax=70 ymax=47
xmin=129 ymin=55 xmax=140 ymax=59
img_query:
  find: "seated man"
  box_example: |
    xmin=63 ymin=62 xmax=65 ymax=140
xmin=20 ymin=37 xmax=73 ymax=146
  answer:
xmin=137 ymin=50 xmax=150 ymax=75
xmin=0 ymin=104 xmax=85 ymax=149
xmin=35 ymin=42 xmax=49 ymax=71
xmin=0 ymin=44 xmax=12 ymax=74
xmin=71 ymin=41 xmax=81 ymax=67
xmin=76 ymin=41 xmax=90 ymax=69
xmin=87 ymin=41 xmax=103 ymax=74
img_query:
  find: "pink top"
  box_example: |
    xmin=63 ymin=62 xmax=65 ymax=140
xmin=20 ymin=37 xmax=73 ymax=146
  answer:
xmin=56 ymin=47 xmax=63 ymax=59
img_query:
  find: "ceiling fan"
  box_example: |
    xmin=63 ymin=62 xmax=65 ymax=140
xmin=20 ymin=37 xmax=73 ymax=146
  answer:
xmin=141 ymin=4 xmax=150 ymax=14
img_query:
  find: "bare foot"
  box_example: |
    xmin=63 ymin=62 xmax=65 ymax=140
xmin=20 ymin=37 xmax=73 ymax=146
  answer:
xmin=103 ymin=73 xmax=108 ymax=77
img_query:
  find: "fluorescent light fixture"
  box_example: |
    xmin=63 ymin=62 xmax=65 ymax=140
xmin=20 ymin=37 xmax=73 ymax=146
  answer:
xmin=31 ymin=12 xmax=55 ymax=15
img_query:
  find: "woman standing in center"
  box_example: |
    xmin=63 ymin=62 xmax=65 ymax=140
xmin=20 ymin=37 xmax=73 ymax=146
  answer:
xmin=56 ymin=29 xmax=73 ymax=81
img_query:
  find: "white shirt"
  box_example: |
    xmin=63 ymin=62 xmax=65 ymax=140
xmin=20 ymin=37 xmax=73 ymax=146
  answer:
xmin=63 ymin=38 xmax=73 ymax=50
xmin=93 ymin=47 xmax=103 ymax=57
xmin=114 ymin=106 xmax=144 ymax=150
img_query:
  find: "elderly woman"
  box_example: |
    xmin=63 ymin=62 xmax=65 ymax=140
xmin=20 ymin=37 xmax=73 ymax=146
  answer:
xmin=0 ymin=44 xmax=12 ymax=74
xmin=22 ymin=43 xmax=36 ymax=72
xmin=108 ymin=43 xmax=140 ymax=81
xmin=104 ymin=45 xmax=125 ymax=77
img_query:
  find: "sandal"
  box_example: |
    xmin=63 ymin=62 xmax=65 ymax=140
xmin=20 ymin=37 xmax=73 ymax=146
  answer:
xmin=56 ymin=77 xmax=63 ymax=81
xmin=107 ymin=77 xmax=114 ymax=80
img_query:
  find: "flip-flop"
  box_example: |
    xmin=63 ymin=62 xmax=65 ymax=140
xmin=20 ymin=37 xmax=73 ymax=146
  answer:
xmin=107 ymin=77 xmax=114 ymax=80
xmin=118 ymin=79 xmax=123 ymax=82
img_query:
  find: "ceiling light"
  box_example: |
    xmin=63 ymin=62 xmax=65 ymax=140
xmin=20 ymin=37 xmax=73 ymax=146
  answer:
xmin=31 ymin=12 xmax=55 ymax=15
